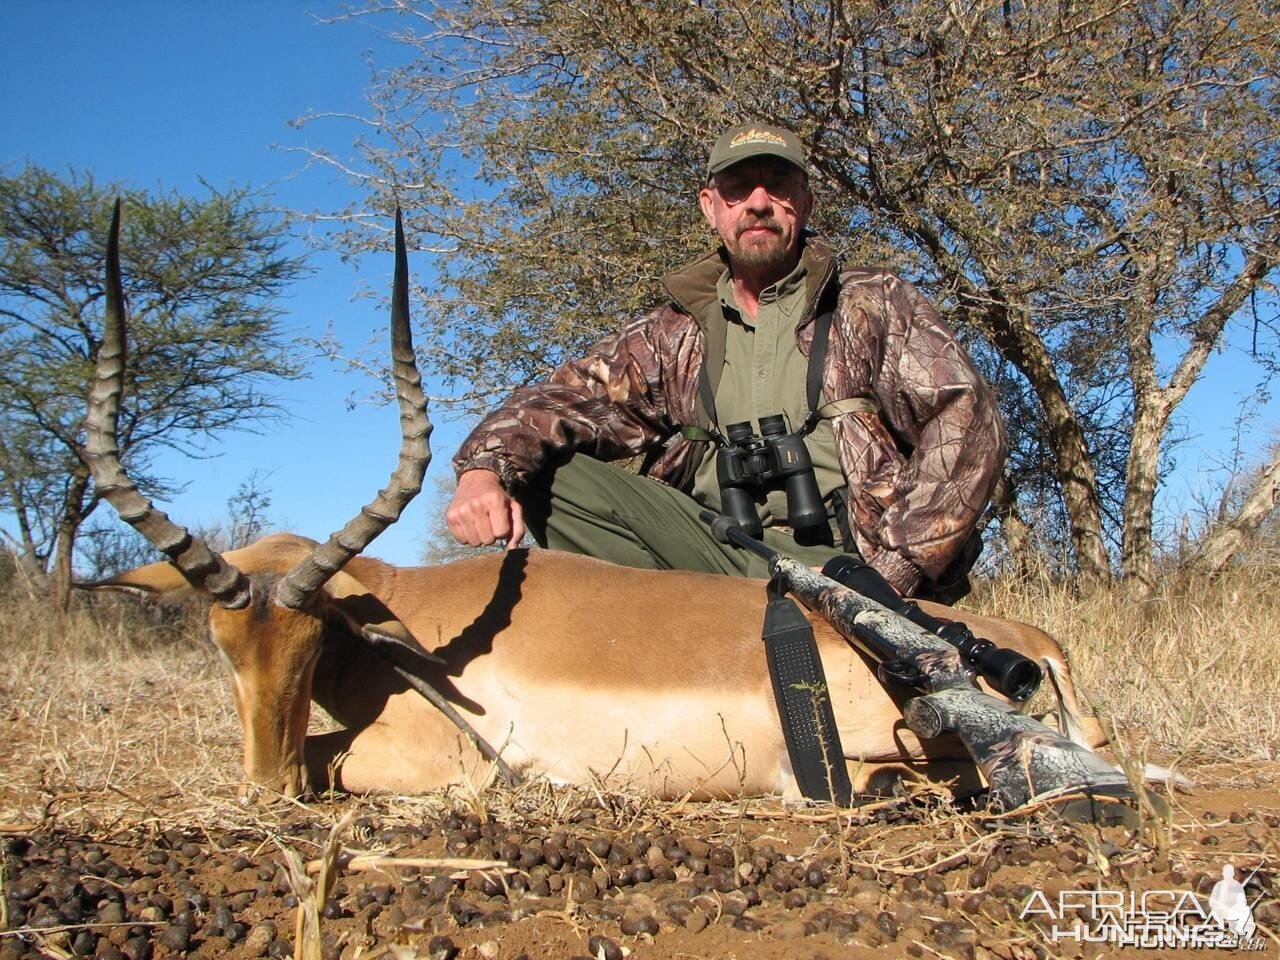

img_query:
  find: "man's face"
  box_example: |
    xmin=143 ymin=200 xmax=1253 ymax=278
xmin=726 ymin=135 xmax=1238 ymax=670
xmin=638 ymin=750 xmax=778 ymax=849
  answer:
xmin=699 ymin=157 xmax=814 ymax=277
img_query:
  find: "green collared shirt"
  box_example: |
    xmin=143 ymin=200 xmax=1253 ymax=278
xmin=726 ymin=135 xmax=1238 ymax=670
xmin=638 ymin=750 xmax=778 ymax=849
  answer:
xmin=691 ymin=258 xmax=844 ymax=537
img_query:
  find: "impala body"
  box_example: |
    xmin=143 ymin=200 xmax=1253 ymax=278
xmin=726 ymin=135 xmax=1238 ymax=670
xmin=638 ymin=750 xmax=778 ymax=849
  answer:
xmin=99 ymin=532 xmax=1103 ymax=799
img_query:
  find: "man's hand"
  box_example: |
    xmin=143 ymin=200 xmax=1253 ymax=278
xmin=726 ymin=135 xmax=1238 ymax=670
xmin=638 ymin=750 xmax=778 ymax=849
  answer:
xmin=446 ymin=469 xmax=526 ymax=550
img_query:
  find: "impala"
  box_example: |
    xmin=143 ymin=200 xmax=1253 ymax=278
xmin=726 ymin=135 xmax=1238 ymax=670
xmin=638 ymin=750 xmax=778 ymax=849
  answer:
xmin=85 ymin=205 xmax=1110 ymax=802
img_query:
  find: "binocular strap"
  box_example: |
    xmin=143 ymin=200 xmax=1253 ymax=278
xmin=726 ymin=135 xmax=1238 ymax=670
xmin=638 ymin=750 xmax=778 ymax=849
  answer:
xmin=762 ymin=576 xmax=853 ymax=806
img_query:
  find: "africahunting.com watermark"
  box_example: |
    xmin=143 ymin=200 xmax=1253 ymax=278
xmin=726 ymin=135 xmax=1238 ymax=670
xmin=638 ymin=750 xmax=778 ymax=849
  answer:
xmin=1020 ymin=861 xmax=1268 ymax=951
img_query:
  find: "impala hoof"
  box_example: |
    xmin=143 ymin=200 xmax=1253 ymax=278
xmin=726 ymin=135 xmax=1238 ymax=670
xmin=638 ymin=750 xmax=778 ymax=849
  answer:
xmin=239 ymin=764 xmax=309 ymax=803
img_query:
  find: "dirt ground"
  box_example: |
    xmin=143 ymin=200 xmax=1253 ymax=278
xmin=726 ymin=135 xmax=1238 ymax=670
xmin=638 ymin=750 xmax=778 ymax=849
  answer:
xmin=3 ymin=757 xmax=1277 ymax=960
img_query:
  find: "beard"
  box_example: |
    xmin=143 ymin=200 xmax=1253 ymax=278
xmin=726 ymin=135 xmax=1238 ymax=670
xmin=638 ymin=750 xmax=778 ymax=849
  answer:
xmin=727 ymin=216 xmax=793 ymax=273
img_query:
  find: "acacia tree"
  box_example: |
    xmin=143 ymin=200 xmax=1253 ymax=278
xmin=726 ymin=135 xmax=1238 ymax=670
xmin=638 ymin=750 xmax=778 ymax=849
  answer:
xmin=0 ymin=166 xmax=306 ymax=602
xmin=1192 ymin=443 xmax=1280 ymax=575
xmin=310 ymin=0 xmax=1279 ymax=581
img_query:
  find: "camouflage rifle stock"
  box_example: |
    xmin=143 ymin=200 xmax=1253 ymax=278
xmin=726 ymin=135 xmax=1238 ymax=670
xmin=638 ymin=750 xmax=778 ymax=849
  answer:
xmin=700 ymin=511 xmax=1143 ymax=824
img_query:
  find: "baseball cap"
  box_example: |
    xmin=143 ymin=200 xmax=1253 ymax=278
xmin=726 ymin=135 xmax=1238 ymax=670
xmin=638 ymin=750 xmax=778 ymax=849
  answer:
xmin=707 ymin=122 xmax=809 ymax=177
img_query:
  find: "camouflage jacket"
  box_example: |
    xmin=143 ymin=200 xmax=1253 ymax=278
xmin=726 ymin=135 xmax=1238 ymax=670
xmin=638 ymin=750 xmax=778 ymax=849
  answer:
xmin=454 ymin=239 xmax=1007 ymax=595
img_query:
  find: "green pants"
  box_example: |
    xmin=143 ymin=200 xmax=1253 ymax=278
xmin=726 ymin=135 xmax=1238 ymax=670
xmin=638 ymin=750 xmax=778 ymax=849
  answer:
xmin=517 ymin=453 xmax=852 ymax=580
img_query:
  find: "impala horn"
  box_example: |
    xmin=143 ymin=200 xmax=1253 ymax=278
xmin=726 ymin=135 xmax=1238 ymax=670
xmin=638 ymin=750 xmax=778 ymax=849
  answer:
xmin=84 ymin=201 xmax=252 ymax=608
xmin=274 ymin=209 xmax=432 ymax=610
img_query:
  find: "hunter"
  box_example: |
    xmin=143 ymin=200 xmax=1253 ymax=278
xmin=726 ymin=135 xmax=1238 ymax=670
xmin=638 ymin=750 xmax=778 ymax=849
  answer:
xmin=447 ymin=122 xmax=1006 ymax=602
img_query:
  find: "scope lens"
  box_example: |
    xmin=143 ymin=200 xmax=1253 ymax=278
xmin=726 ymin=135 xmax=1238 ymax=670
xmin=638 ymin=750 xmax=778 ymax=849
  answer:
xmin=726 ymin=421 xmax=754 ymax=443
xmin=1001 ymin=659 xmax=1043 ymax=702
xmin=981 ymin=650 xmax=1043 ymax=702
xmin=758 ymin=413 xmax=787 ymax=436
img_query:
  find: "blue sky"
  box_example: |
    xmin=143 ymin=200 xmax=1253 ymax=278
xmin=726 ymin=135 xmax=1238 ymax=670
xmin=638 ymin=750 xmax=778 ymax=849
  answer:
xmin=2 ymin=3 xmax=1275 ymax=568
xmin=1 ymin=2 xmax=465 ymax=565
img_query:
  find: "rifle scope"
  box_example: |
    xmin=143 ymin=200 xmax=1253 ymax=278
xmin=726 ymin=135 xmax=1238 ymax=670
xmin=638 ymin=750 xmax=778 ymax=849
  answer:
xmin=821 ymin=555 xmax=1042 ymax=702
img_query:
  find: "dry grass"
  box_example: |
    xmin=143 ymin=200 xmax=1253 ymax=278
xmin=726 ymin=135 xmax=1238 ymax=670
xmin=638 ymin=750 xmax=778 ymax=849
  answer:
xmin=0 ymin=588 xmax=245 ymax=828
xmin=967 ymin=562 xmax=1280 ymax=764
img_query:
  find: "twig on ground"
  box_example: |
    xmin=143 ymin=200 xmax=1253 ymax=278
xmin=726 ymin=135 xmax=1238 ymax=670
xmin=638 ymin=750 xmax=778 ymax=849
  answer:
xmin=1 ymin=921 xmax=166 ymax=937
xmin=304 ymin=854 xmax=510 ymax=876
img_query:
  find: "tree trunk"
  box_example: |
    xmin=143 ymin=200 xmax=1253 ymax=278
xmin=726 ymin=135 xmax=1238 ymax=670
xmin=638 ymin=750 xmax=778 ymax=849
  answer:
xmin=1052 ymin=418 xmax=1112 ymax=582
xmin=49 ymin=463 xmax=92 ymax=608
xmin=2 ymin=478 xmax=44 ymax=562
xmin=1118 ymin=243 xmax=1275 ymax=585
xmin=979 ymin=304 xmax=1112 ymax=581
xmin=0 ymin=469 xmax=53 ymax=596
xmin=990 ymin=473 xmax=1036 ymax=580
xmin=1120 ymin=398 xmax=1169 ymax=588
xmin=1192 ymin=452 xmax=1280 ymax=576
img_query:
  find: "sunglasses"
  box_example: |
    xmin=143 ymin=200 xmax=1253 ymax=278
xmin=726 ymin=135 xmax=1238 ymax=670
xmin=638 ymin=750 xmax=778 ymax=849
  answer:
xmin=712 ymin=167 xmax=807 ymax=206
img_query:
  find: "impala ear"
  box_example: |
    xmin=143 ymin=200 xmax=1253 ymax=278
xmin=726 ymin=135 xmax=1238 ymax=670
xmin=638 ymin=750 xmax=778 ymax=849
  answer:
xmin=323 ymin=570 xmax=446 ymax=667
xmin=77 ymin=560 xmax=197 ymax=598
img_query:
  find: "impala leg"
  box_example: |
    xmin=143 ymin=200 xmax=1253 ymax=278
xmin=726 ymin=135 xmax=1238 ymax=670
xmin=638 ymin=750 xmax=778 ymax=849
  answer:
xmin=304 ymin=723 xmax=430 ymax=793
xmin=304 ymin=718 xmax=495 ymax=794
xmin=1040 ymin=655 xmax=1107 ymax=748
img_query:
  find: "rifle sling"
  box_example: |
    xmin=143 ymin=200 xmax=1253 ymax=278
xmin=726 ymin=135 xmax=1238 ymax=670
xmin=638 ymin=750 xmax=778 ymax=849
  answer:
xmin=762 ymin=575 xmax=853 ymax=805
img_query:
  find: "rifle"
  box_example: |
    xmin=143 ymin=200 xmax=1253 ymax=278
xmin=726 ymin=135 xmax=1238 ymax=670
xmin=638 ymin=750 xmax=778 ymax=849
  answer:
xmin=700 ymin=511 xmax=1145 ymax=825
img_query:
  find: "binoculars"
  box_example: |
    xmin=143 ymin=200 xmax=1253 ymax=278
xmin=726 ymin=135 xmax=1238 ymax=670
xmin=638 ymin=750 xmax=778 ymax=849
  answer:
xmin=716 ymin=414 xmax=825 ymax=539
